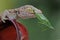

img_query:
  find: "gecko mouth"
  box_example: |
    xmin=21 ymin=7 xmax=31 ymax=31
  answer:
xmin=0 ymin=20 xmax=14 ymax=31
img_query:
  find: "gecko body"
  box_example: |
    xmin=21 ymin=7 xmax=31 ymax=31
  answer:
xmin=0 ymin=5 xmax=42 ymax=23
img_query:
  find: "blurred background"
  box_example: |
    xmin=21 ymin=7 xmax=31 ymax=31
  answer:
xmin=0 ymin=0 xmax=60 ymax=40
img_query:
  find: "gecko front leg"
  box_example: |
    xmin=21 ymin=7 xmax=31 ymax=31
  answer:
xmin=0 ymin=9 xmax=18 ymax=23
xmin=0 ymin=10 xmax=9 ymax=23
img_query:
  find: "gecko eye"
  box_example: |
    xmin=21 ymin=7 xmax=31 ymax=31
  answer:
xmin=25 ymin=8 xmax=34 ymax=14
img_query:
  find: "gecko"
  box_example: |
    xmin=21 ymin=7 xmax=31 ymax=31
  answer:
xmin=0 ymin=5 xmax=42 ymax=23
xmin=0 ymin=5 xmax=42 ymax=40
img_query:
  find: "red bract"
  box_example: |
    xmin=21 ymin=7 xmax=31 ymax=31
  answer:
xmin=0 ymin=22 xmax=28 ymax=40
